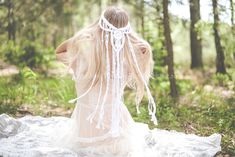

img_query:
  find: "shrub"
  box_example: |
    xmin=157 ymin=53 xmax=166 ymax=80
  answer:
xmin=212 ymin=73 xmax=230 ymax=87
xmin=1 ymin=40 xmax=54 ymax=68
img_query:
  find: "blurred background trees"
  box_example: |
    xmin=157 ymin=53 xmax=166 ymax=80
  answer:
xmin=1 ymin=0 xmax=234 ymax=75
xmin=0 ymin=0 xmax=234 ymax=155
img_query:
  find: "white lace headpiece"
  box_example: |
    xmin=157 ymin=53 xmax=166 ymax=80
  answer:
xmin=69 ymin=11 xmax=158 ymax=137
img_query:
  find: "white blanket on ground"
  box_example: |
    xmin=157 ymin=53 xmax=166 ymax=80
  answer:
xmin=0 ymin=114 xmax=221 ymax=157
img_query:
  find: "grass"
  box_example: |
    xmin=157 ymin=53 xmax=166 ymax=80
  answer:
xmin=0 ymin=67 xmax=234 ymax=156
xmin=125 ymin=69 xmax=235 ymax=156
xmin=0 ymin=70 xmax=76 ymax=117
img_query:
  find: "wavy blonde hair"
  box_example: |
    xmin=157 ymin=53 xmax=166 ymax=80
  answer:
xmin=66 ymin=6 xmax=154 ymax=105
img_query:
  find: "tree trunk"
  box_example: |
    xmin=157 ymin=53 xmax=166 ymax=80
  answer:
xmin=163 ymin=0 xmax=178 ymax=97
xmin=189 ymin=0 xmax=203 ymax=68
xmin=212 ymin=0 xmax=227 ymax=74
xmin=7 ymin=0 xmax=16 ymax=42
xmin=230 ymin=0 xmax=235 ymax=60
xmin=231 ymin=0 xmax=234 ymax=26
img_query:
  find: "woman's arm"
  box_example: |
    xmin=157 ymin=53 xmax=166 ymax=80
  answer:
xmin=55 ymin=38 xmax=73 ymax=54
xmin=55 ymin=37 xmax=78 ymax=70
xmin=55 ymin=38 xmax=72 ymax=65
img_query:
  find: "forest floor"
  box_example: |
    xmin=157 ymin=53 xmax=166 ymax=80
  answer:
xmin=0 ymin=61 xmax=234 ymax=157
xmin=0 ymin=59 xmax=19 ymax=76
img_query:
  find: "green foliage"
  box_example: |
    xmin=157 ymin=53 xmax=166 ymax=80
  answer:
xmin=182 ymin=89 xmax=235 ymax=155
xmin=1 ymin=40 xmax=55 ymax=68
xmin=1 ymin=41 xmax=24 ymax=65
xmin=194 ymin=20 xmax=213 ymax=40
xmin=212 ymin=73 xmax=230 ymax=87
xmin=177 ymin=79 xmax=193 ymax=94
xmin=147 ymin=26 xmax=167 ymax=68
xmin=230 ymin=70 xmax=235 ymax=83
xmin=0 ymin=71 xmax=76 ymax=116
xmin=153 ymin=75 xmax=170 ymax=95
xmin=220 ymin=24 xmax=235 ymax=69
xmin=21 ymin=67 xmax=38 ymax=80
xmin=0 ymin=78 xmax=22 ymax=115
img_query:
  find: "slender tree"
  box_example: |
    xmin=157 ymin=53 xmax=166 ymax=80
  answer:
xmin=163 ymin=0 xmax=178 ymax=97
xmin=230 ymin=0 xmax=235 ymax=33
xmin=230 ymin=0 xmax=235 ymax=60
xmin=212 ymin=0 xmax=226 ymax=74
xmin=5 ymin=0 xmax=16 ymax=41
xmin=231 ymin=0 xmax=234 ymax=25
xmin=189 ymin=0 xmax=203 ymax=68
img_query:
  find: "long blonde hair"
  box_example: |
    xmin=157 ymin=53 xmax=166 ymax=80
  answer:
xmin=67 ymin=6 xmax=154 ymax=105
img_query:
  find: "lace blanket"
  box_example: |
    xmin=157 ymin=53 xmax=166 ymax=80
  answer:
xmin=0 ymin=114 xmax=221 ymax=157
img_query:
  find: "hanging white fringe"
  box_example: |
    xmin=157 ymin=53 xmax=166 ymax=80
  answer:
xmin=95 ymin=31 xmax=111 ymax=129
xmin=126 ymin=35 xmax=158 ymax=125
xmin=70 ymin=11 xmax=158 ymax=135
